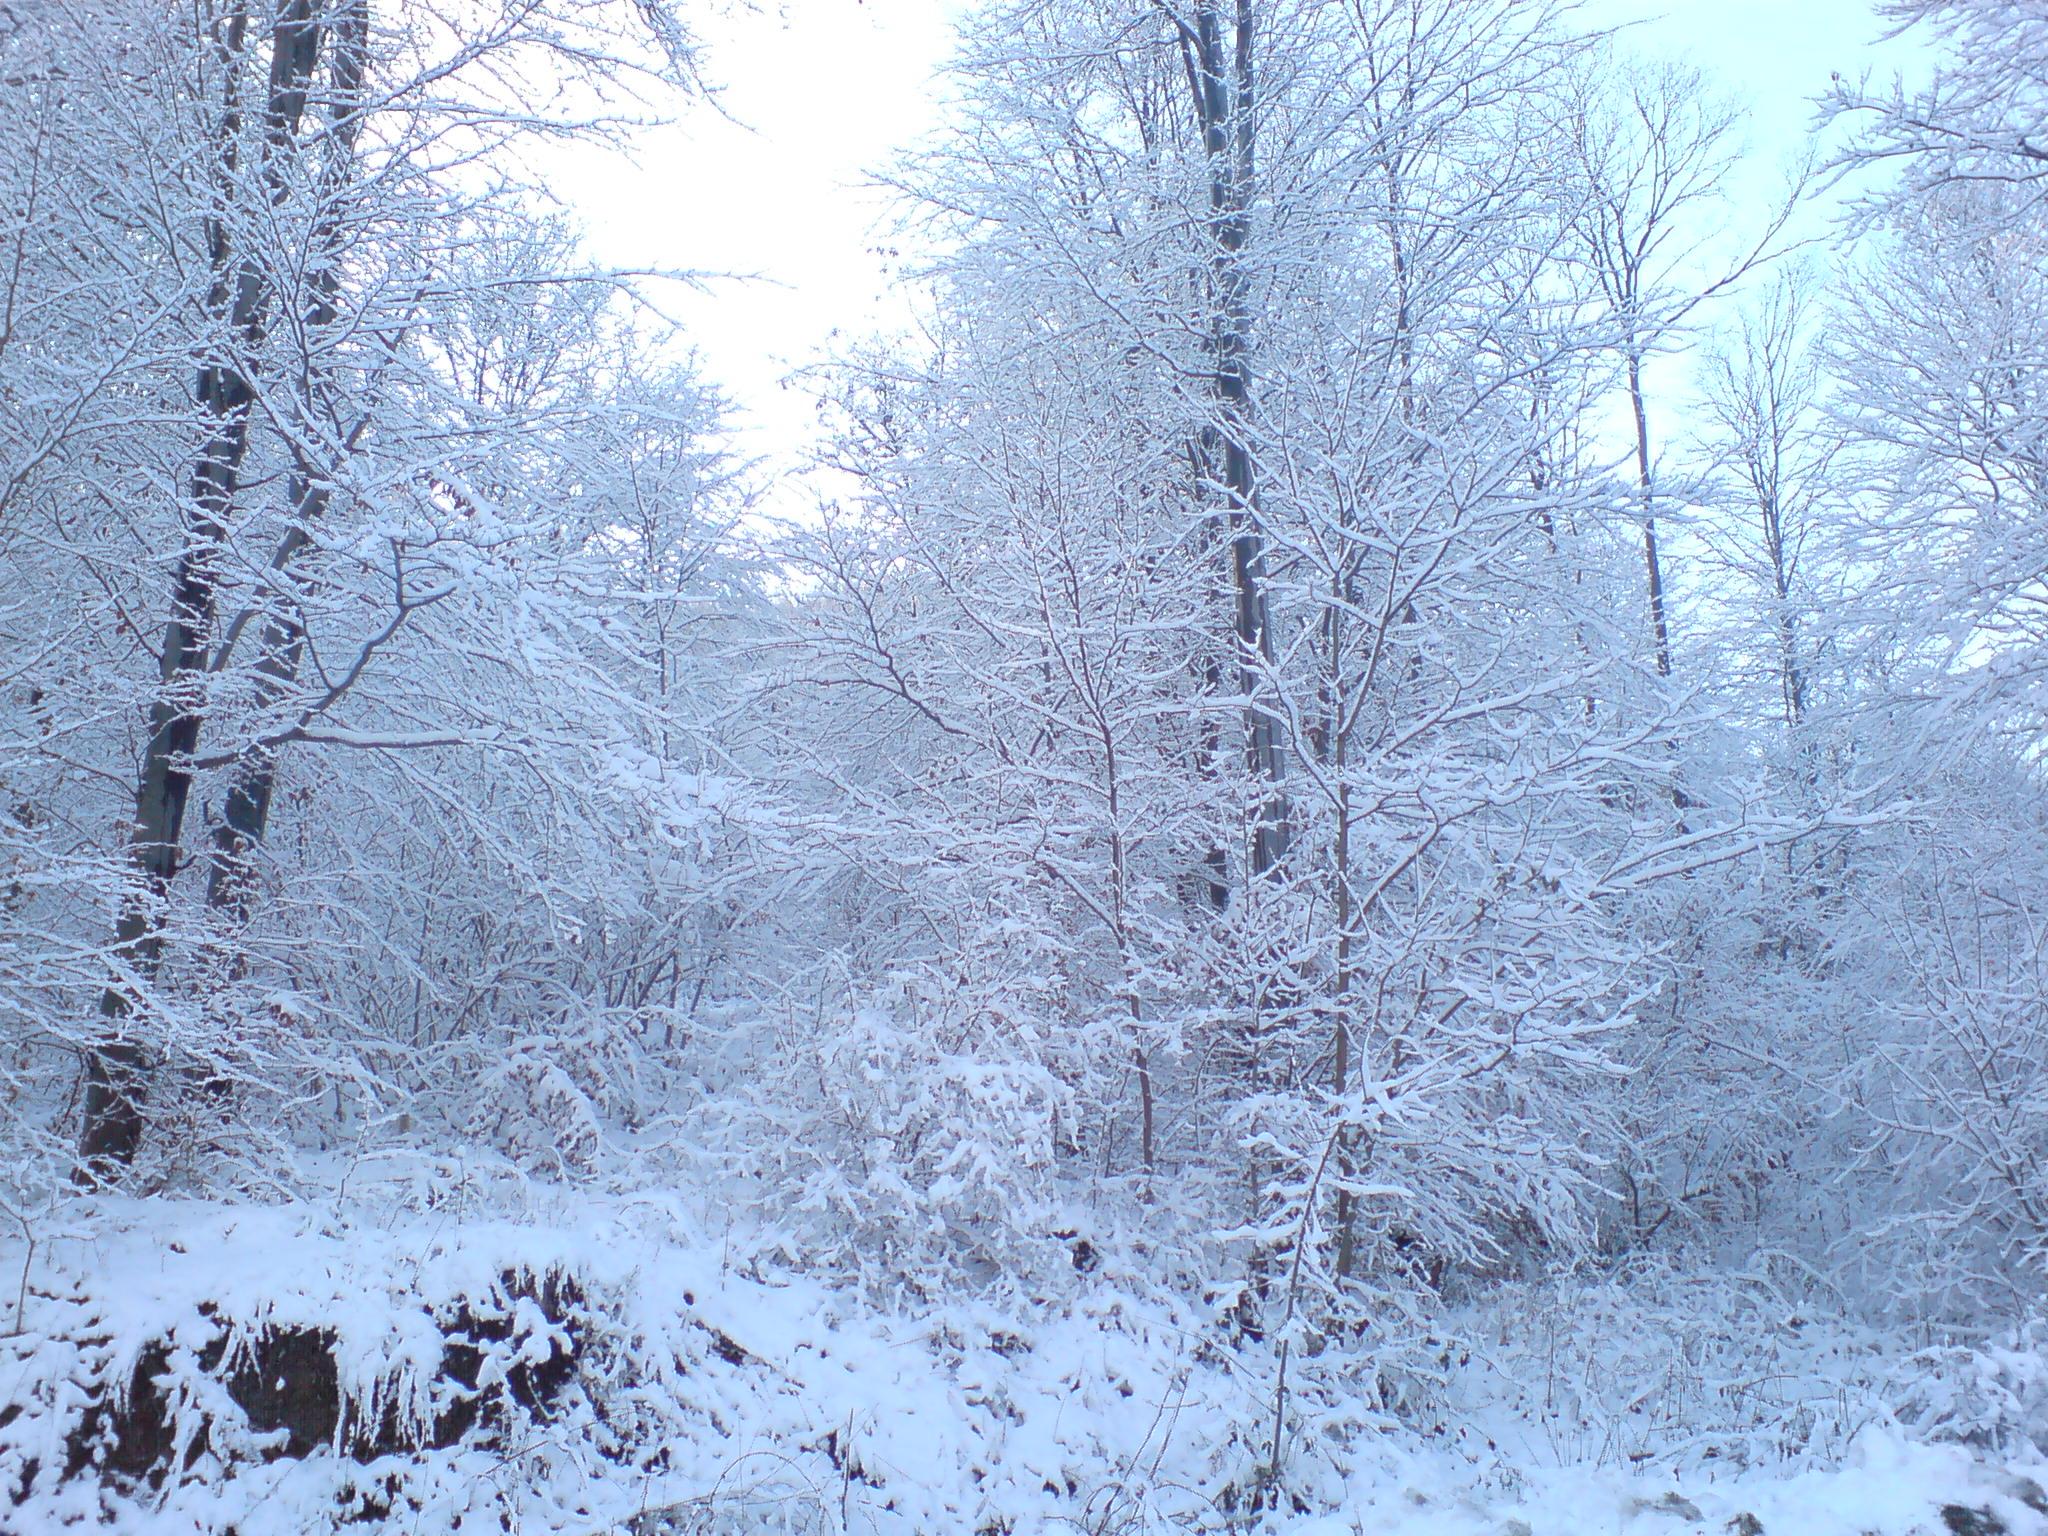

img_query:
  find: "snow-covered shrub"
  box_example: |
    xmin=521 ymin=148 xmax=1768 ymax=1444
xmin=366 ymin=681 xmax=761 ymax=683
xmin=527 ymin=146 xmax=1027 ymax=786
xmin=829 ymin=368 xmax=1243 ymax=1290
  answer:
xmin=715 ymin=961 xmax=1087 ymax=1290
xmin=1892 ymin=1319 xmax=2048 ymax=1458
xmin=468 ymin=1045 xmax=609 ymax=1178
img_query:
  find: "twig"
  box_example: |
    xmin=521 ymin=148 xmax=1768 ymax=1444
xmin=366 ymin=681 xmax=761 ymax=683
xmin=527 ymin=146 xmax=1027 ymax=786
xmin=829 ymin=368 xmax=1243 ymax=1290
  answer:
xmin=0 ymin=1192 xmax=34 ymax=1336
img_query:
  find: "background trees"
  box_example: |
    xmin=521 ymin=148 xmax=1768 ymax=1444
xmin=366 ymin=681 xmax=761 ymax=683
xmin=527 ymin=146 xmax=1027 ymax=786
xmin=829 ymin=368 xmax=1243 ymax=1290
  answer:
xmin=4 ymin=2 xmax=2048 ymax=1490
xmin=769 ymin=1 xmax=1710 ymax=1357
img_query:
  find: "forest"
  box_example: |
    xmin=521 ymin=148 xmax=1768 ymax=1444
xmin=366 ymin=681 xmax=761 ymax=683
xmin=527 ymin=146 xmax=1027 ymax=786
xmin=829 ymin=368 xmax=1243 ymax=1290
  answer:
xmin=2 ymin=0 xmax=2047 ymax=1530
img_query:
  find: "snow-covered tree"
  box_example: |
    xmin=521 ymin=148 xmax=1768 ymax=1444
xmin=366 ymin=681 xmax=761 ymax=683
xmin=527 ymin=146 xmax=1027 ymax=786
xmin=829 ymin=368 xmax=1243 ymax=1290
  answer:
xmin=0 ymin=0 xmax=741 ymax=1185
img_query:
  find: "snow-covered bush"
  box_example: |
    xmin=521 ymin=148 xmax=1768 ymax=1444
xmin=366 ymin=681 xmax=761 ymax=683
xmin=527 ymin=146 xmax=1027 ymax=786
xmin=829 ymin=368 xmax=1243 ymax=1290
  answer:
xmin=713 ymin=958 xmax=1090 ymax=1290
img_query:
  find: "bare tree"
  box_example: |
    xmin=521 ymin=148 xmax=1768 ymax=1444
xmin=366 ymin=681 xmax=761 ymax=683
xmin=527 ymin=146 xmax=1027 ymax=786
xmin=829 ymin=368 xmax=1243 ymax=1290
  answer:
xmin=1828 ymin=0 xmax=2048 ymax=234
xmin=1565 ymin=56 xmax=1800 ymax=679
xmin=1174 ymin=0 xmax=1291 ymax=880
xmin=80 ymin=0 xmax=346 ymax=1174
xmin=1698 ymin=271 xmax=1838 ymax=734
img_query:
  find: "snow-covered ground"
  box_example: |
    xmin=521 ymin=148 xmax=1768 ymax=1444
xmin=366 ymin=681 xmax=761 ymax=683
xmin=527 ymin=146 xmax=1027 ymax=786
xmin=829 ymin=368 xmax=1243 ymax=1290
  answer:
xmin=4 ymin=1178 xmax=2044 ymax=1534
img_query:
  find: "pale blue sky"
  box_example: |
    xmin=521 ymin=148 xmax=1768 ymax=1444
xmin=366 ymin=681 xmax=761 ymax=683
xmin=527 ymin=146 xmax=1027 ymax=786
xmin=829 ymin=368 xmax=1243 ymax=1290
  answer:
xmin=563 ymin=0 xmax=1915 ymax=498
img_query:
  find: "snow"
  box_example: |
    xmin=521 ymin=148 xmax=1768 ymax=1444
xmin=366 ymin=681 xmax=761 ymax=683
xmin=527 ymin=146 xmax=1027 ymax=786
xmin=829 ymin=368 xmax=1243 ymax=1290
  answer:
xmin=5 ymin=1183 xmax=2045 ymax=1534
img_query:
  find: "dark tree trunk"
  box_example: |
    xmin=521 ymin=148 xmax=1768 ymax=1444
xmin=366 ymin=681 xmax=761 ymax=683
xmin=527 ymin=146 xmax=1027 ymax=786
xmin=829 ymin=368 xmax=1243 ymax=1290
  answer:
xmin=207 ymin=1 xmax=368 ymax=930
xmin=78 ymin=0 xmax=331 ymax=1178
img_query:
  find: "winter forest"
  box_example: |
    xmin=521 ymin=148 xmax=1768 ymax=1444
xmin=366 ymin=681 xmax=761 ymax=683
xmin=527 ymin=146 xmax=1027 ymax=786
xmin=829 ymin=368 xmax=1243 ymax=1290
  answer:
xmin=3 ymin=0 xmax=2048 ymax=1530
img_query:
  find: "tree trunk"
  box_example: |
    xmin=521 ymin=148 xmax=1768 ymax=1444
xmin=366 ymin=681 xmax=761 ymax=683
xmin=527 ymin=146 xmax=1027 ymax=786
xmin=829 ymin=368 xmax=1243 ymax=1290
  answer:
xmin=78 ymin=0 xmax=329 ymax=1178
xmin=207 ymin=0 xmax=368 ymax=929
xmin=204 ymin=533 xmax=308 ymax=924
xmin=1627 ymin=352 xmax=1675 ymax=680
xmin=1191 ymin=0 xmax=1288 ymax=882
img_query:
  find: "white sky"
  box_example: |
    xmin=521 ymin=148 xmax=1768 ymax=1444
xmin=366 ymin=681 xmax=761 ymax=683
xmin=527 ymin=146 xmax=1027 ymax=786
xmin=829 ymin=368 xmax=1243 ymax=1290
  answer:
xmin=560 ymin=0 xmax=1914 ymax=508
